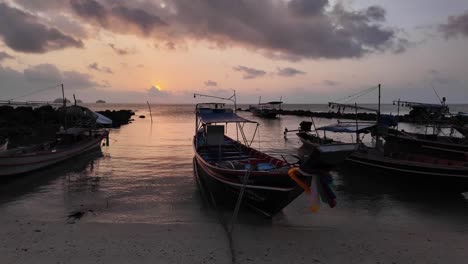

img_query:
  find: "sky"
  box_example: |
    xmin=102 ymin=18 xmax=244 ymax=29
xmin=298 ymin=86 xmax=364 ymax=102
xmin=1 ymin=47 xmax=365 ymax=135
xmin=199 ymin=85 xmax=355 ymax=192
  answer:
xmin=0 ymin=0 xmax=467 ymax=104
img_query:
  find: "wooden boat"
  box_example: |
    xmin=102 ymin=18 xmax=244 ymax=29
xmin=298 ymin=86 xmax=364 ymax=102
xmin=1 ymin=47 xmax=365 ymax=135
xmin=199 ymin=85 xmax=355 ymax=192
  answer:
xmin=193 ymin=103 xmax=314 ymax=217
xmin=0 ymin=129 xmax=108 ymax=177
xmin=286 ymin=120 xmax=368 ymax=168
xmin=347 ymin=146 xmax=468 ymax=190
xmin=384 ymin=129 xmax=468 ymax=156
xmin=249 ymin=99 xmax=283 ymax=119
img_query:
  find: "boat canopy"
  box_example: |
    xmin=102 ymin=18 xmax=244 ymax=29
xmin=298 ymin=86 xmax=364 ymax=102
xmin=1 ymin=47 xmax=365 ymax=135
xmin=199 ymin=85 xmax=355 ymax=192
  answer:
xmin=317 ymin=122 xmax=376 ymax=133
xmin=199 ymin=110 xmax=257 ymax=124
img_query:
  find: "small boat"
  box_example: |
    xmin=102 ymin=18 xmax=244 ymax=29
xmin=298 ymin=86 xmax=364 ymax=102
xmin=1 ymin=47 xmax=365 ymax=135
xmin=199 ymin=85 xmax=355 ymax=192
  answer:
xmin=0 ymin=129 xmax=108 ymax=177
xmin=193 ymin=103 xmax=335 ymax=217
xmin=249 ymin=97 xmax=283 ymax=119
xmin=286 ymin=120 xmax=368 ymax=168
xmin=347 ymin=145 xmax=468 ymax=190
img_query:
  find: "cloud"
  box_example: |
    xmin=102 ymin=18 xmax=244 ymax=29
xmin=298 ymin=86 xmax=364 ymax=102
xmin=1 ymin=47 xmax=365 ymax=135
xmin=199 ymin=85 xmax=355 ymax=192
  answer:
xmin=287 ymin=0 xmax=328 ymax=16
xmin=439 ymin=11 xmax=468 ymax=38
xmin=276 ymin=67 xmax=306 ymax=77
xmin=108 ymin=43 xmax=132 ymax=55
xmin=88 ymin=62 xmax=113 ymax=74
xmin=10 ymin=0 xmax=406 ymax=60
xmin=167 ymin=1 xmax=406 ymax=60
xmin=0 ymin=51 xmax=14 ymax=61
xmin=323 ymin=80 xmax=339 ymax=86
xmin=23 ymin=63 xmax=99 ymax=88
xmin=204 ymin=80 xmax=218 ymax=87
xmin=24 ymin=64 xmax=62 ymax=82
xmin=0 ymin=63 xmax=100 ymax=101
xmin=233 ymin=65 xmax=266 ymax=80
xmin=0 ymin=2 xmax=83 ymax=53
xmin=147 ymin=86 xmax=170 ymax=97
xmin=70 ymin=0 xmax=167 ymax=36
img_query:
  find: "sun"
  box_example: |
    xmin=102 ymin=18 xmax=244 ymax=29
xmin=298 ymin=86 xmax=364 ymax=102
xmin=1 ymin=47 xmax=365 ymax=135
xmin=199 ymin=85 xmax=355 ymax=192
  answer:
xmin=153 ymin=84 xmax=163 ymax=90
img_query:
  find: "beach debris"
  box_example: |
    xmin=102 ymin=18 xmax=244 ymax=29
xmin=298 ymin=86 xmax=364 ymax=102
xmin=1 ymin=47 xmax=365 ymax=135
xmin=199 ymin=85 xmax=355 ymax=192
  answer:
xmin=67 ymin=210 xmax=85 ymax=223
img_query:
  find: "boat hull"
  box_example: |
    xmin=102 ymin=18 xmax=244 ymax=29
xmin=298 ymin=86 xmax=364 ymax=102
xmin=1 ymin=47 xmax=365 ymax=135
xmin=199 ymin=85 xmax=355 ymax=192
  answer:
xmin=193 ymin=156 xmax=308 ymax=217
xmin=0 ymin=132 xmax=107 ymax=177
xmin=193 ymin=136 xmax=309 ymax=217
xmin=346 ymin=152 xmax=468 ymax=191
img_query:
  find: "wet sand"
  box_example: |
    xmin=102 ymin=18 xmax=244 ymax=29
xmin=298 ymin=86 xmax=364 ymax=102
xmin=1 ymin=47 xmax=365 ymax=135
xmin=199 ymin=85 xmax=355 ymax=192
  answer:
xmin=1 ymin=213 xmax=467 ymax=264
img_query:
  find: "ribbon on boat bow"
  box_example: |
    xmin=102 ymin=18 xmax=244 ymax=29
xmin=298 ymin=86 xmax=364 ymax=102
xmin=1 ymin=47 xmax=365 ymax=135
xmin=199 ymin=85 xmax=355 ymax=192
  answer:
xmin=288 ymin=167 xmax=336 ymax=213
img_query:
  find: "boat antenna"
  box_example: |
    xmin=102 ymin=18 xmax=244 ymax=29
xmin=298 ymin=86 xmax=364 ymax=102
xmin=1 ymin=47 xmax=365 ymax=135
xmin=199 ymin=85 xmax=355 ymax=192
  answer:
xmin=193 ymin=89 xmax=237 ymax=111
xmin=258 ymin=96 xmax=261 ymax=105
xmin=430 ymin=83 xmax=443 ymax=105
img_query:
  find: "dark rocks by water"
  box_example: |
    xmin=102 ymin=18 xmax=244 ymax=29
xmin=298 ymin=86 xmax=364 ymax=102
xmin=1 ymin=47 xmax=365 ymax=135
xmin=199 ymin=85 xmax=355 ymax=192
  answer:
xmin=239 ymin=108 xmax=464 ymax=124
xmin=97 ymin=110 xmax=135 ymax=128
xmin=0 ymin=106 xmax=135 ymax=147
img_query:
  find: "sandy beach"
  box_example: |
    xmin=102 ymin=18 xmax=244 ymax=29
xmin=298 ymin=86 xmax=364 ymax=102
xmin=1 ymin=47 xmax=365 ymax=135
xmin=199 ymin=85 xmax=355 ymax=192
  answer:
xmin=1 ymin=212 xmax=467 ymax=264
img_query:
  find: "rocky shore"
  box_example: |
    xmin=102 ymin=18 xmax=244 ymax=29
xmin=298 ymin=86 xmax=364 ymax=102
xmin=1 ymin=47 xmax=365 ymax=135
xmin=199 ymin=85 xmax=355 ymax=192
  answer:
xmin=0 ymin=105 xmax=134 ymax=147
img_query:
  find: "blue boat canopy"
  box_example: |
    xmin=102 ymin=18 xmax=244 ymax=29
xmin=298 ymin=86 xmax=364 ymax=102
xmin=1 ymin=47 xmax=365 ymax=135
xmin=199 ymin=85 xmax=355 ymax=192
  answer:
xmin=317 ymin=122 xmax=376 ymax=133
xmin=199 ymin=109 xmax=257 ymax=124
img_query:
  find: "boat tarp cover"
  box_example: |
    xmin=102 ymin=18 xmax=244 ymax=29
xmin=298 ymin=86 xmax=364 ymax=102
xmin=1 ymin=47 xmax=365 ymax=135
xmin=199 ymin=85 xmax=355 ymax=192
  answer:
xmin=317 ymin=122 xmax=376 ymax=133
xmin=200 ymin=112 xmax=257 ymax=124
xmin=94 ymin=112 xmax=113 ymax=125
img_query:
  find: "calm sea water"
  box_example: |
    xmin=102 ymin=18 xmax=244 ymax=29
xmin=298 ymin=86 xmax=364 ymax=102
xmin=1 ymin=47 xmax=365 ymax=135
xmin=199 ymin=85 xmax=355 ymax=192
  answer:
xmin=1 ymin=104 xmax=468 ymax=232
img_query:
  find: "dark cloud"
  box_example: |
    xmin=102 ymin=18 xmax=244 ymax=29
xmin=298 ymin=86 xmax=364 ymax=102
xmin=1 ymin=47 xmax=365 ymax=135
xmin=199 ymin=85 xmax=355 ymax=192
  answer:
xmin=88 ymin=62 xmax=113 ymax=74
xmin=70 ymin=0 xmax=108 ymax=27
xmin=439 ymin=11 xmax=468 ymax=38
xmin=365 ymin=6 xmax=386 ymax=22
xmin=24 ymin=64 xmax=62 ymax=82
xmin=108 ymin=43 xmax=131 ymax=55
xmin=277 ymin=67 xmax=306 ymax=77
xmin=0 ymin=63 xmax=99 ymax=101
xmin=70 ymin=0 xmax=167 ymax=36
xmin=8 ymin=0 xmax=405 ymax=60
xmin=111 ymin=5 xmax=167 ymax=35
xmin=168 ymin=1 xmax=405 ymax=60
xmin=233 ymin=66 xmax=266 ymax=80
xmin=0 ymin=3 xmax=83 ymax=53
xmin=62 ymin=70 xmax=99 ymax=88
xmin=204 ymin=80 xmax=218 ymax=87
xmin=23 ymin=63 xmax=99 ymax=88
xmin=0 ymin=51 xmax=14 ymax=61
xmin=288 ymin=0 xmax=328 ymax=16
xmin=323 ymin=80 xmax=339 ymax=86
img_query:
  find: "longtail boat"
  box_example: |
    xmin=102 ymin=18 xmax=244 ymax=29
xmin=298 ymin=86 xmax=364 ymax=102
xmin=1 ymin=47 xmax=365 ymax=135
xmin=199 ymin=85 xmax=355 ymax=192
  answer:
xmin=193 ymin=102 xmax=336 ymax=217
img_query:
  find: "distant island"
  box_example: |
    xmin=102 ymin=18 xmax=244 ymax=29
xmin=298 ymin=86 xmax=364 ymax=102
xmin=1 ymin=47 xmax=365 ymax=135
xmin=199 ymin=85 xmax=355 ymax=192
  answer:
xmin=96 ymin=100 xmax=106 ymax=104
xmin=53 ymin=98 xmax=71 ymax=104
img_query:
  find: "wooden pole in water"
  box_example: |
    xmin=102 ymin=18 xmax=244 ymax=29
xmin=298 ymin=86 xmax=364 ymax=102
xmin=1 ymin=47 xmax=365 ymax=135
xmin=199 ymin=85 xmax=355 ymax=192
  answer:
xmin=147 ymin=101 xmax=153 ymax=123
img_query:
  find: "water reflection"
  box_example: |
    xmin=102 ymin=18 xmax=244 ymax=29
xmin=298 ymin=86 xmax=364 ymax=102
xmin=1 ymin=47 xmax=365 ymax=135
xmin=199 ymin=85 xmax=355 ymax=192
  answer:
xmin=1 ymin=104 xmax=467 ymax=229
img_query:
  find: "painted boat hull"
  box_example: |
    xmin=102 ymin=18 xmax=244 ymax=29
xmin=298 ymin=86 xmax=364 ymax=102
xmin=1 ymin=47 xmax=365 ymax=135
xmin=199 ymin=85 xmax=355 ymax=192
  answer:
xmin=193 ymin=137 xmax=309 ymax=217
xmin=0 ymin=132 xmax=107 ymax=177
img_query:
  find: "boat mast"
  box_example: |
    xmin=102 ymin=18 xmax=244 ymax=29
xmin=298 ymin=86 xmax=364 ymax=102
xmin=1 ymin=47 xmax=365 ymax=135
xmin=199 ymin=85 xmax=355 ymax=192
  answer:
xmin=376 ymin=84 xmax=381 ymax=146
xmin=61 ymin=83 xmax=66 ymax=107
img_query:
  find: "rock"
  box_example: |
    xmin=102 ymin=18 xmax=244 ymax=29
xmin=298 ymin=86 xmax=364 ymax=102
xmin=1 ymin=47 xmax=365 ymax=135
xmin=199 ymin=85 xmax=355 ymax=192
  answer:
xmin=139 ymin=115 xmax=146 ymax=118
